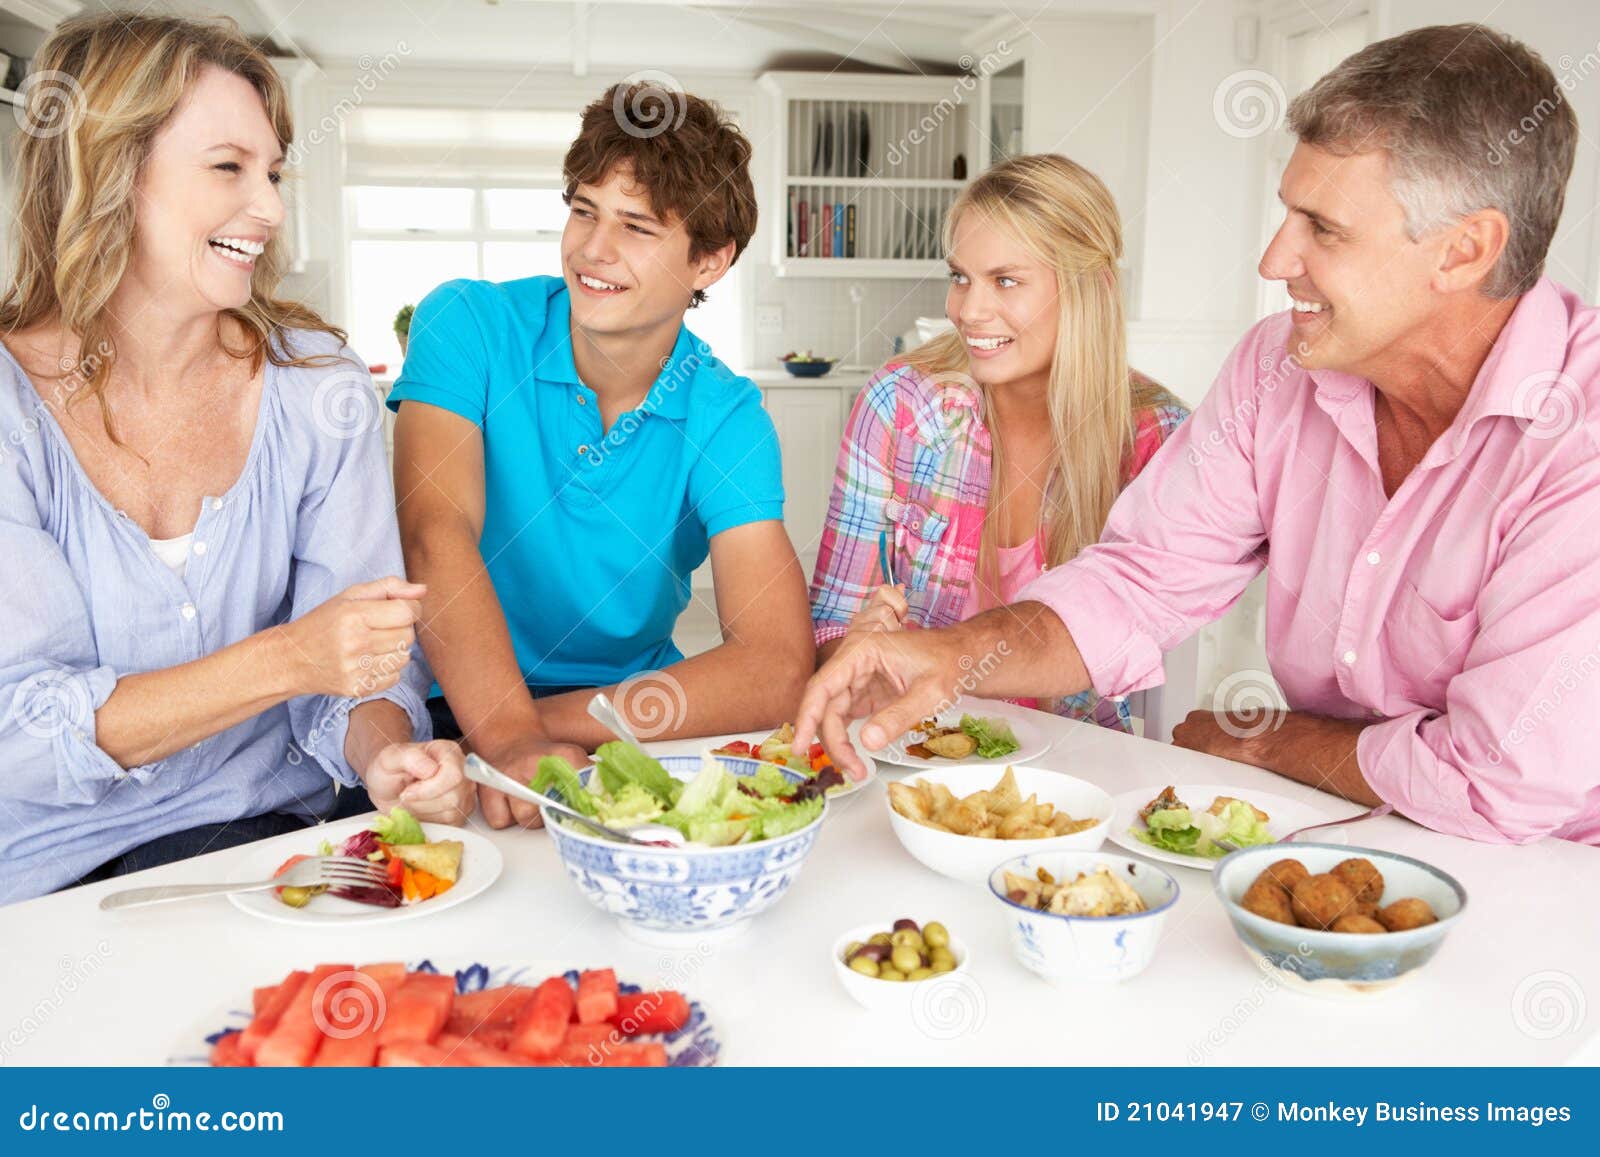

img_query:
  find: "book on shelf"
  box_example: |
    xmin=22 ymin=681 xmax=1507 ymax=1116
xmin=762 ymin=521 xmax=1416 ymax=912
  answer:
xmin=787 ymin=190 xmax=796 ymax=258
xmin=832 ymin=203 xmax=844 ymax=257
xmin=845 ymin=203 xmax=856 ymax=258
xmin=809 ymin=206 xmax=819 ymax=257
xmin=820 ymin=202 xmax=832 ymax=258
xmin=797 ymin=198 xmax=809 ymax=256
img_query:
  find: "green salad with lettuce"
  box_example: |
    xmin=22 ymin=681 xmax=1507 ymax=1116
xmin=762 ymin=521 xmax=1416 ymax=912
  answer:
xmin=531 ymin=741 xmax=824 ymax=847
xmin=1132 ymin=787 xmax=1274 ymax=859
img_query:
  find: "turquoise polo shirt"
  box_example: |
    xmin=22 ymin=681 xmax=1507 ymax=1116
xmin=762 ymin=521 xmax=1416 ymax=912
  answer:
xmin=388 ymin=275 xmax=784 ymax=690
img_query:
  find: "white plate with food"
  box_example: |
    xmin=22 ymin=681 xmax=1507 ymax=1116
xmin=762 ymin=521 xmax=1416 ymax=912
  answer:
xmin=707 ymin=722 xmax=877 ymax=796
xmin=873 ymin=699 xmax=1052 ymax=770
xmin=227 ymin=813 xmax=502 ymax=927
xmin=1108 ymin=783 xmax=1342 ymax=872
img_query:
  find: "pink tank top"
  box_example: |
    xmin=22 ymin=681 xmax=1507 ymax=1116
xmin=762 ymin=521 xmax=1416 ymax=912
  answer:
xmin=965 ymin=536 xmax=1045 ymax=710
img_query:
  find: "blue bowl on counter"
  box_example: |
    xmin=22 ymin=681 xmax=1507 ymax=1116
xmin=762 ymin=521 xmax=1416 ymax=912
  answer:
xmin=542 ymin=754 xmax=827 ymax=947
xmin=1213 ymin=842 xmax=1467 ymax=998
xmin=779 ymin=357 xmax=836 ymax=377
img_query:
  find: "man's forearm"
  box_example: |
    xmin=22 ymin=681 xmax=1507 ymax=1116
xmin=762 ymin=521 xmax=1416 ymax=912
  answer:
xmin=1242 ymin=713 xmax=1382 ymax=807
xmin=535 ymin=636 xmax=813 ymax=748
xmin=949 ymin=600 xmax=1092 ymax=700
xmin=402 ymin=519 xmax=543 ymax=750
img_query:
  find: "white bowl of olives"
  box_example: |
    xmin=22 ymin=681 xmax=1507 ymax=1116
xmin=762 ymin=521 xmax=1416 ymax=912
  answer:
xmin=831 ymin=918 xmax=971 ymax=1012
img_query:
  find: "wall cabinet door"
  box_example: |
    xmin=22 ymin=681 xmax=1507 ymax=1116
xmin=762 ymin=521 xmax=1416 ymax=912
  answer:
xmin=763 ymin=387 xmax=847 ymax=574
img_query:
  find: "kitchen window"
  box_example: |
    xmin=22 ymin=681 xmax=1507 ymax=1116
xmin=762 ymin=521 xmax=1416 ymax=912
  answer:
xmin=344 ymin=183 xmax=743 ymax=372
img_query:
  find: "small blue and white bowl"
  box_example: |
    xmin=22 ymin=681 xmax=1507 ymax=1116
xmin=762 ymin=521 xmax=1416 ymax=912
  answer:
xmin=543 ymin=755 xmax=827 ymax=947
xmin=988 ymin=851 xmax=1179 ymax=985
xmin=1213 ymin=842 xmax=1466 ymax=999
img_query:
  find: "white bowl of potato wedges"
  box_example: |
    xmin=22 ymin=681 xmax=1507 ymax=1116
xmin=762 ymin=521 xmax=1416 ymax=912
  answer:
xmin=886 ymin=765 xmax=1113 ymax=885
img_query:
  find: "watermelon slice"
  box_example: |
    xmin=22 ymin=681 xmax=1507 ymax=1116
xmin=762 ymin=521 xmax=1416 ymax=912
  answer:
xmin=575 ymin=969 xmax=619 ymax=1024
xmin=311 ymin=962 xmax=407 ymax=1067
xmin=377 ymin=1041 xmax=453 ymax=1067
xmin=375 ymin=971 xmax=456 ymax=1045
xmin=434 ymin=1033 xmax=548 ymax=1067
xmin=608 ymin=991 xmax=690 ymax=1036
xmin=237 ymin=970 xmax=308 ymax=1063
xmin=209 ymin=1031 xmax=248 ymax=1067
xmin=256 ymin=964 xmax=353 ymax=1067
xmin=509 ymin=977 xmax=575 ymax=1059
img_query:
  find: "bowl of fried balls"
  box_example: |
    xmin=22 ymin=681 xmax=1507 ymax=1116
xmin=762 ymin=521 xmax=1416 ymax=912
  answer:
xmin=1213 ymin=843 xmax=1466 ymax=998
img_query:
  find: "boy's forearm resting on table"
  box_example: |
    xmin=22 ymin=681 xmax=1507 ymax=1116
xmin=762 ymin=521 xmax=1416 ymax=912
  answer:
xmin=532 ymin=632 xmax=815 ymax=750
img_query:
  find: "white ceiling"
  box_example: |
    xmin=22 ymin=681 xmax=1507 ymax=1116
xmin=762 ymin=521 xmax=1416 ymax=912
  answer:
xmin=85 ymin=0 xmax=1106 ymax=74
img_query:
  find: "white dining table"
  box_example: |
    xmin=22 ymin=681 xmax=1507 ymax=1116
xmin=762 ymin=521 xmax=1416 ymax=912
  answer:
xmin=3 ymin=710 xmax=1596 ymax=1067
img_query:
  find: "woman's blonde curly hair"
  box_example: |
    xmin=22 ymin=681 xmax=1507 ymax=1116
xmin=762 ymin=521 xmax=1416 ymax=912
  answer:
xmin=0 ymin=11 xmax=346 ymax=440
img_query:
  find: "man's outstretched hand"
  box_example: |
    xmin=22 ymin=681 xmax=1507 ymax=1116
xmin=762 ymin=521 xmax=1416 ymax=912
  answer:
xmin=792 ymin=627 xmax=960 ymax=782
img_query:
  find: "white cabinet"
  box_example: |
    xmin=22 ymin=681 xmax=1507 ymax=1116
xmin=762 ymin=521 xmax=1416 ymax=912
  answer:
xmin=763 ymin=386 xmax=849 ymax=574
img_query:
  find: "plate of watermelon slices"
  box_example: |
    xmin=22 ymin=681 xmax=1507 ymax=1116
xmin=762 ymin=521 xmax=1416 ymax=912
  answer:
xmin=169 ymin=960 xmax=721 ymax=1067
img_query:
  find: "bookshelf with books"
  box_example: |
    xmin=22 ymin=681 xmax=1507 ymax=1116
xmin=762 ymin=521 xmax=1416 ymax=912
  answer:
xmin=761 ymin=72 xmax=980 ymax=279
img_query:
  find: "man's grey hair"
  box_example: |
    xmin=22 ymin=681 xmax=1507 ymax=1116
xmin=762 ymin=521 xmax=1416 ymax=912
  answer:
xmin=1289 ymin=23 xmax=1577 ymax=298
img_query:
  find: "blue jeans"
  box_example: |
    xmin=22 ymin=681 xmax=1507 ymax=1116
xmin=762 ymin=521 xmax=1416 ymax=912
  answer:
xmin=69 ymin=783 xmax=374 ymax=888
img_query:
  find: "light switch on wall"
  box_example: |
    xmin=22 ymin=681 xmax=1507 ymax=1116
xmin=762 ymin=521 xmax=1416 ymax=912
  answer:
xmin=756 ymin=305 xmax=784 ymax=335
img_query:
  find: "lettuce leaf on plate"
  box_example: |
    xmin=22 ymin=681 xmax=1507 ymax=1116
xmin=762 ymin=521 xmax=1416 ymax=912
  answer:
xmin=370 ymin=807 xmax=425 ymax=846
xmin=959 ymin=714 xmax=1020 ymax=758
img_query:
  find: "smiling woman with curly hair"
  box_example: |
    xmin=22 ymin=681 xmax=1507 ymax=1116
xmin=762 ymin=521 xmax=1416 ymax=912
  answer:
xmin=0 ymin=12 xmax=474 ymax=904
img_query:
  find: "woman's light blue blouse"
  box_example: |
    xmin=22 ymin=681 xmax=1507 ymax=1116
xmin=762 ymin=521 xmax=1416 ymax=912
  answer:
xmin=0 ymin=330 xmax=430 ymax=904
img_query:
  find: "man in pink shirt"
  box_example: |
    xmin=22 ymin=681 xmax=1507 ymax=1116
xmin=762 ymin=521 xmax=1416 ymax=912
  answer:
xmin=794 ymin=24 xmax=1600 ymax=845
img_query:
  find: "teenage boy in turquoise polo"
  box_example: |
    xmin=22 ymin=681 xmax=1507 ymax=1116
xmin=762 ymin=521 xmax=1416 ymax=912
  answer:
xmin=390 ymin=84 xmax=814 ymax=828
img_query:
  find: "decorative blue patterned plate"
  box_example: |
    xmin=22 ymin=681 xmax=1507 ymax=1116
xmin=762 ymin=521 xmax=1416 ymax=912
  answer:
xmin=168 ymin=959 xmax=721 ymax=1067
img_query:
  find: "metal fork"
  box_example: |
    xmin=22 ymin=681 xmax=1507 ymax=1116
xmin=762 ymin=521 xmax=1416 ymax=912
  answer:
xmin=97 ymin=855 xmax=390 ymax=911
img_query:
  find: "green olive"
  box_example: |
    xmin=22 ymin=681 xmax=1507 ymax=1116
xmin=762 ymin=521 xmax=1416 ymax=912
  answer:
xmin=868 ymin=932 xmax=893 ymax=947
xmin=923 ymin=922 xmax=950 ymax=949
xmin=890 ymin=929 xmax=924 ymax=952
xmin=890 ymin=945 xmax=922 ymax=972
xmin=848 ymin=956 xmax=880 ymax=978
xmin=930 ymin=954 xmax=957 ymax=973
xmin=877 ymin=967 xmax=906 ymax=982
xmin=844 ymin=940 xmax=864 ymax=959
xmin=907 ymin=967 xmax=934 ymax=981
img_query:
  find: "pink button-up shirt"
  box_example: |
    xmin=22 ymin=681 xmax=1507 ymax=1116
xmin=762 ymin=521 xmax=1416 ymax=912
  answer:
xmin=1022 ymin=278 xmax=1600 ymax=845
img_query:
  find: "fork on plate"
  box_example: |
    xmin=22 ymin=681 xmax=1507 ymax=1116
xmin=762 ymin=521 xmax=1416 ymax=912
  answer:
xmin=97 ymin=855 xmax=391 ymax=911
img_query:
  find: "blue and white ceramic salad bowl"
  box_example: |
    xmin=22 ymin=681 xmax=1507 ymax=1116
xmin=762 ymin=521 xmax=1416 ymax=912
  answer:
xmin=544 ymin=755 xmax=828 ymax=945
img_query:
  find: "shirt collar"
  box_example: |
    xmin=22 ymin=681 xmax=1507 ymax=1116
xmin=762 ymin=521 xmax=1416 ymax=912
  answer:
xmin=538 ymin=285 xmax=697 ymax=421
xmin=1305 ymin=276 xmax=1571 ymax=443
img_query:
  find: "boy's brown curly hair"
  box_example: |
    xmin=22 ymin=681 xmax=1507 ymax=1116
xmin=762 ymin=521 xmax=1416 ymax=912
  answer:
xmin=562 ymin=82 xmax=757 ymax=307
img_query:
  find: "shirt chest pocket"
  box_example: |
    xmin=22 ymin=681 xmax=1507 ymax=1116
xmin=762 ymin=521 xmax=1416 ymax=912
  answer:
xmin=884 ymin=497 xmax=950 ymax=593
xmin=1389 ymin=581 xmax=1479 ymax=706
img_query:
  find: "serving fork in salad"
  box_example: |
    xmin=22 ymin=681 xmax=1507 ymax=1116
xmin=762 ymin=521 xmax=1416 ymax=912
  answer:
xmin=97 ymin=856 xmax=390 ymax=911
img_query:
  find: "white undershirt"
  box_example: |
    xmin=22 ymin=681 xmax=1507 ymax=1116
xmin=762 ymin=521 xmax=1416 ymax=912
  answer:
xmin=148 ymin=532 xmax=194 ymax=578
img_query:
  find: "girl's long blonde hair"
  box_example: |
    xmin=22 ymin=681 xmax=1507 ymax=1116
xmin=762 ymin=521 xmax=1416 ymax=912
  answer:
xmin=0 ymin=12 xmax=346 ymax=439
xmin=906 ymin=153 xmax=1163 ymax=588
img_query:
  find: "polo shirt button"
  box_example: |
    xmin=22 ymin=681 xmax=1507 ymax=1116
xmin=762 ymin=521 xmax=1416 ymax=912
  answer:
xmin=192 ymin=542 xmax=207 ymax=556
xmin=1366 ymin=551 xmax=1381 ymax=565
xmin=576 ymin=394 xmax=587 ymax=406
xmin=210 ymin=498 xmax=223 ymax=511
xmin=181 ymin=603 xmax=196 ymax=620
xmin=1342 ymin=650 xmax=1357 ymax=665
xmin=577 ymin=444 xmax=590 ymax=457
xmin=1371 ymin=707 xmax=1384 ymax=717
